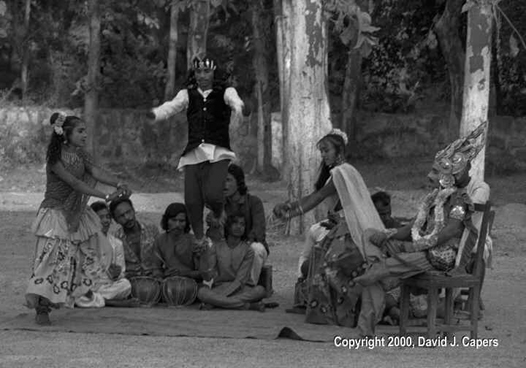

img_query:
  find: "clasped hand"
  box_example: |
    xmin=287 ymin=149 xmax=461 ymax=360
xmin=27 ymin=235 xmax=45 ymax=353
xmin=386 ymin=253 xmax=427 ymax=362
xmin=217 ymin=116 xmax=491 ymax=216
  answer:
xmin=108 ymin=186 xmax=132 ymax=202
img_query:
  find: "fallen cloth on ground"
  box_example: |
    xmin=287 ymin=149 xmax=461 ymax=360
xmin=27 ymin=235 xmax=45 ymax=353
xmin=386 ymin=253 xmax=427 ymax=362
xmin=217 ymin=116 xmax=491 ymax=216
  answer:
xmin=0 ymin=305 xmax=399 ymax=342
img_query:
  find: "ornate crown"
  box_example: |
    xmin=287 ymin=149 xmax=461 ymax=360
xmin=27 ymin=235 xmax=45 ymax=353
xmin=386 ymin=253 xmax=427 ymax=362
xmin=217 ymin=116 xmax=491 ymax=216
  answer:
xmin=192 ymin=56 xmax=217 ymax=71
xmin=434 ymin=120 xmax=487 ymax=176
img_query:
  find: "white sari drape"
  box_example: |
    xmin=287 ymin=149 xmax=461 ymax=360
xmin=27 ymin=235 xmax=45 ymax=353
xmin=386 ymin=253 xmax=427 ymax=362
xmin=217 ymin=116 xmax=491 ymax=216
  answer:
xmin=331 ymin=163 xmax=385 ymax=259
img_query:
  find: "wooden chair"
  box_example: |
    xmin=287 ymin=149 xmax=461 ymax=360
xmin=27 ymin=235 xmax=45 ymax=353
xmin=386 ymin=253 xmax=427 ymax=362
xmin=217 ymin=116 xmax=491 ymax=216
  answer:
xmin=399 ymin=201 xmax=494 ymax=339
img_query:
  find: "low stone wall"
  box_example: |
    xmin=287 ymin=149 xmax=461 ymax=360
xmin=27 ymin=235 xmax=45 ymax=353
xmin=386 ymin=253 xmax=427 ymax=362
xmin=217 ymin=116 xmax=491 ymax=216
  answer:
xmin=1 ymin=107 xmax=525 ymax=175
xmin=0 ymin=107 xmax=257 ymax=172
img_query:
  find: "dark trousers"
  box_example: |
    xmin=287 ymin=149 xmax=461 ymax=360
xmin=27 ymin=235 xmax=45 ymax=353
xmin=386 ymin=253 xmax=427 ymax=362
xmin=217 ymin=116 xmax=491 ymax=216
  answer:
xmin=184 ymin=160 xmax=229 ymax=239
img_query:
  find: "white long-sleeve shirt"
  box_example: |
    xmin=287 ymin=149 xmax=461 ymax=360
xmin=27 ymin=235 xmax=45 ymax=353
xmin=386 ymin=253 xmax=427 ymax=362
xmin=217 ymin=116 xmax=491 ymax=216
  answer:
xmin=152 ymin=87 xmax=245 ymax=170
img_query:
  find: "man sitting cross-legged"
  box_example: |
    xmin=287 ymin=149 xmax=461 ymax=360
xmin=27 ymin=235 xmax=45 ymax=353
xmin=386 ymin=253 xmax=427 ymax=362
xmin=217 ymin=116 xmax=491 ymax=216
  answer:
xmin=75 ymin=201 xmax=133 ymax=307
xmin=152 ymin=203 xmax=207 ymax=281
xmin=198 ymin=213 xmax=267 ymax=311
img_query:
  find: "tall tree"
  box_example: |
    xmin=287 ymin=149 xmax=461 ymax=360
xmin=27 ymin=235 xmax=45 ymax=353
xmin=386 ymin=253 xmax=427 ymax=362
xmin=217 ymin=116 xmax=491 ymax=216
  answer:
xmin=338 ymin=1 xmax=378 ymax=142
xmin=274 ymin=0 xmax=292 ymax=155
xmin=187 ymin=0 xmax=210 ymax=67
xmin=460 ymin=0 xmax=493 ymax=181
xmin=284 ymin=0 xmax=332 ymax=234
xmin=251 ymin=0 xmax=273 ymax=176
xmin=20 ymin=0 xmax=30 ymax=98
xmin=84 ymin=0 xmax=101 ymax=155
xmin=164 ymin=1 xmax=181 ymax=100
xmin=435 ymin=0 xmax=465 ymax=140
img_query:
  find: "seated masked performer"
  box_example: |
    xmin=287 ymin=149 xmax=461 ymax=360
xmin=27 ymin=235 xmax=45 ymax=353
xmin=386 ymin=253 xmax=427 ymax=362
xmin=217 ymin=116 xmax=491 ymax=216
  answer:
xmin=355 ymin=122 xmax=489 ymax=289
xmin=75 ymin=201 xmax=132 ymax=307
xmin=152 ymin=203 xmax=206 ymax=281
xmin=198 ymin=213 xmax=267 ymax=311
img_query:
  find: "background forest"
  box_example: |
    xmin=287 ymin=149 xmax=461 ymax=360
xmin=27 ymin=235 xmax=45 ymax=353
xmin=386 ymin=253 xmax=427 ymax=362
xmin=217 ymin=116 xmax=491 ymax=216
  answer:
xmin=1 ymin=0 xmax=525 ymax=117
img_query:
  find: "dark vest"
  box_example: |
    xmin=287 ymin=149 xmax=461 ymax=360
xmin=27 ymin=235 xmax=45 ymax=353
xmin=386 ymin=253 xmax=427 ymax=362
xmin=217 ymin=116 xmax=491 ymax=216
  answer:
xmin=184 ymin=87 xmax=231 ymax=155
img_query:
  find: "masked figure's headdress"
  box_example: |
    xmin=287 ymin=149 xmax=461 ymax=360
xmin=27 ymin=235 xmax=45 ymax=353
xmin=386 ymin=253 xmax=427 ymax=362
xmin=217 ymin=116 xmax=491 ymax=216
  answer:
xmin=192 ymin=56 xmax=217 ymax=71
xmin=433 ymin=121 xmax=487 ymax=187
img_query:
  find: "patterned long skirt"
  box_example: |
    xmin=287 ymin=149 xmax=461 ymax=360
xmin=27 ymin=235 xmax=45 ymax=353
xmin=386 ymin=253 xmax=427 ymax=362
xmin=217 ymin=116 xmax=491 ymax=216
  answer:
xmin=305 ymin=221 xmax=368 ymax=327
xmin=25 ymin=207 xmax=104 ymax=309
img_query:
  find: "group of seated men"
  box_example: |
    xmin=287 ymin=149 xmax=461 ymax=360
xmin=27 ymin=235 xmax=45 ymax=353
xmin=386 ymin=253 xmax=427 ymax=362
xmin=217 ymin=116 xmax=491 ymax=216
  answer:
xmin=79 ymin=161 xmax=411 ymax=317
xmin=78 ymin=163 xmax=272 ymax=311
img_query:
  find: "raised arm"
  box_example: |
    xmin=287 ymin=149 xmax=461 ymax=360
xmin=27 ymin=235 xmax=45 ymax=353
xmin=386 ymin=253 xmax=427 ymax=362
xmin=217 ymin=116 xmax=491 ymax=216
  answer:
xmin=224 ymin=87 xmax=245 ymax=126
xmin=274 ymin=180 xmax=337 ymax=219
xmin=50 ymin=162 xmax=121 ymax=201
xmin=151 ymin=89 xmax=189 ymax=121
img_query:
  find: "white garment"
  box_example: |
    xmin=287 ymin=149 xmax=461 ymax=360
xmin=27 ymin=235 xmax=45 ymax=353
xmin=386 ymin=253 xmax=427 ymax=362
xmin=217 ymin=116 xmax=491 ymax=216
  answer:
xmin=455 ymin=178 xmax=492 ymax=268
xmin=331 ymin=163 xmax=385 ymax=260
xmin=75 ymin=234 xmax=131 ymax=308
xmin=297 ymin=222 xmax=329 ymax=278
xmin=152 ymin=87 xmax=244 ymax=170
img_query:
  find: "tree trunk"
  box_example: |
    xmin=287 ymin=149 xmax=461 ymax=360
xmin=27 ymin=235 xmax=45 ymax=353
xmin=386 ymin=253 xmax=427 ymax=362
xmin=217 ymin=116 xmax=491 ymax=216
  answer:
xmin=435 ymin=0 xmax=465 ymax=141
xmin=491 ymin=7 xmax=503 ymax=115
xmin=187 ymin=0 xmax=210 ymax=68
xmin=340 ymin=0 xmax=370 ymax=143
xmin=460 ymin=1 xmax=493 ymax=182
xmin=251 ymin=0 xmax=273 ymax=176
xmin=341 ymin=49 xmax=361 ymax=144
xmin=285 ymin=0 xmax=332 ymax=234
xmin=274 ymin=0 xmax=292 ymax=184
xmin=84 ymin=0 xmax=101 ymax=156
xmin=20 ymin=0 xmax=31 ymax=97
xmin=164 ymin=4 xmax=179 ymax=100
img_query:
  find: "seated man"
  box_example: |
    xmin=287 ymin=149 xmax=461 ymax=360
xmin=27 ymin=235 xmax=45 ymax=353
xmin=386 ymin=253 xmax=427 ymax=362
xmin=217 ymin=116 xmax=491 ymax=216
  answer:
xmin=355 ymin=122 xmax=488 ymax=287
xmin=110 ymin=197 xmax=159 ymax=279
xmin=220 ymin=163 xmax=269 ymax=286
xmin=198 ymin=213 xmax=267 ymax=311
xmin=152 ymin=203 xmax=206 ymax=280
xmin=76 ymin=201 xmax=132 ymax=307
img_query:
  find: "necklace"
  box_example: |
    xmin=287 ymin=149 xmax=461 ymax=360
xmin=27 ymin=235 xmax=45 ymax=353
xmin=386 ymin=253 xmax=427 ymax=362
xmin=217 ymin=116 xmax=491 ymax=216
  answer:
xmin=411 ymin=187 xmax=457 ymax=243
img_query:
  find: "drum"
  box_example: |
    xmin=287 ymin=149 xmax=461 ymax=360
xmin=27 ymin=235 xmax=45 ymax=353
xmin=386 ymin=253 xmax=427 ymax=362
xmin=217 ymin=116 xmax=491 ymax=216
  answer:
xmin=161 ymin=276 xmax=198 ymax=307
xmin=130 ymin=276 xmax=161 ymax=306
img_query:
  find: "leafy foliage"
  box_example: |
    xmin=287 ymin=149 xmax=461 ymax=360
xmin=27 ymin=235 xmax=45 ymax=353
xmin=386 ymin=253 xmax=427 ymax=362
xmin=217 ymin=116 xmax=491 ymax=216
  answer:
xmin=359 ymin=0 xmax=446 ymax=113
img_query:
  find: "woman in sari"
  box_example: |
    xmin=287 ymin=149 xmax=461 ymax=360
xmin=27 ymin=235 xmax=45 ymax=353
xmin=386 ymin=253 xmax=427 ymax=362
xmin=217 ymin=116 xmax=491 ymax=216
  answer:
xmin=273 ymin=129 xmax=386 ymax=337
xmin=26 ymin=112 xmax=131 ymax=325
